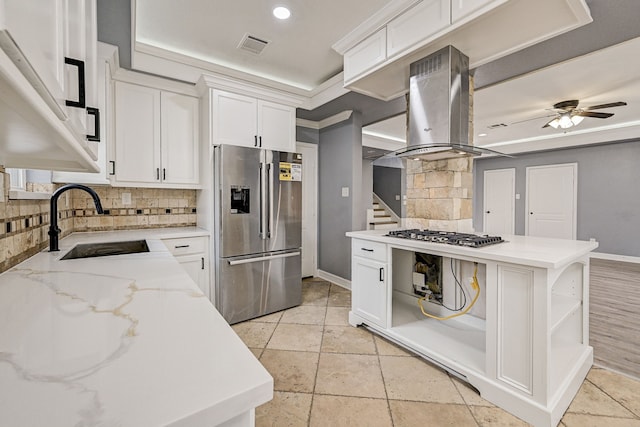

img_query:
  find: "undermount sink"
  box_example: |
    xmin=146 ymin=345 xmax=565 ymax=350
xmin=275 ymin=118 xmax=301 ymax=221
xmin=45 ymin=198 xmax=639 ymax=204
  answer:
xmin=60 ymin=240 xmax=150 ymax=260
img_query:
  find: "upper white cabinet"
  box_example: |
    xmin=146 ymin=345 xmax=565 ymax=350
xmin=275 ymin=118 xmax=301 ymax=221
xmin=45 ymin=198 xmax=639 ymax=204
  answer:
xmin=334 ymin=0 xmax=593 ymax=100
xmin=0 ymin=0 xmax=100 ymax=171
xmin=112 ymin=80 xmax=199 ymax=188
xmin=451 ymin=0 xmax=493 ymax=23
xmin=386 ymin=0 xmax=449 ymax=58
xmin=211 ymin=89 xmax=295 ymax=152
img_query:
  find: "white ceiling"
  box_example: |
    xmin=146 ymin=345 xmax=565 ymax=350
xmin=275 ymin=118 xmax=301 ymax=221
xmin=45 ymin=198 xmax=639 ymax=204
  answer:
xmin=135 ymin=0 xmax=391 ymax=91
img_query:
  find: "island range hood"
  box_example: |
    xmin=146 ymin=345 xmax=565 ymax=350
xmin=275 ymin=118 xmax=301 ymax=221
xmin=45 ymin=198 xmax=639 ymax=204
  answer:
xmin=394 ymin=45 xmax=508 ymax=161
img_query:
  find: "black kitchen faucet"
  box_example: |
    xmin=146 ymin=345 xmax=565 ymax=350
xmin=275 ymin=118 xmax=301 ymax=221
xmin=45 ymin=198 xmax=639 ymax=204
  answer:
xmin=48 ymin=184 xmax=104 ymax=252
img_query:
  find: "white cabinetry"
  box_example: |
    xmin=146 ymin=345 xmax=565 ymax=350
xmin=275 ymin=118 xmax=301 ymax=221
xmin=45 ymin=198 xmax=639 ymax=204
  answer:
xmin=351 ymin=239 xmax=388 ymax=328
xmin=386 ymin=0 xmax=449 ymax=57
xmin=211 ymin=89 xmax=294 ymax=152
xmin=344 ymin=28 xmax=387 ymax=83
xmin=163 ymin=236 xmax=210 ymax=299
xmin=112 ymin=80 xmax=199 ymax=188
xmin=451 ymin=0 xmax=493 ymax=22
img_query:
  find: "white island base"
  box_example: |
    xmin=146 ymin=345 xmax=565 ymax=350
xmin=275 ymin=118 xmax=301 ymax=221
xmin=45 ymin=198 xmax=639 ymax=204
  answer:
xmin=346 ymin=230 xmax=598 ymax=427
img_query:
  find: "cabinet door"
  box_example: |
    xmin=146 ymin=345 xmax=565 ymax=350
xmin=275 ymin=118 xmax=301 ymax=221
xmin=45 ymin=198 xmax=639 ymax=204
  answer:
xmin=452 ymin=0 xmax=493 ymax=23
xmin=114 ymin=81 xmax=161 ymax=184
xmin=3 ymin=0 xmax=67 ymax=106
xmin=161 ymin=92 xmax=199 ymax=185
xmin=176 ymin=254 xmax=209 ymax=299
xmin=352 ymin=257 xmax=388 ymax=328
xmin=386 ymin=0 xmax=450 ymax=58
xmin=257 ymin=100 xmax=295 ymax=152
xmin=344 ymin=27 xmax=387 ymax=83
xmin=212 ymin=89 xmax=258 ymax=147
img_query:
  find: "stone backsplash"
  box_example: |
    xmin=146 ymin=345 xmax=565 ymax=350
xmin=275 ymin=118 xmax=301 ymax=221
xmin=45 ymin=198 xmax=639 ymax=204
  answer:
xmin=0 ymin=167 xmax=197 ymax=273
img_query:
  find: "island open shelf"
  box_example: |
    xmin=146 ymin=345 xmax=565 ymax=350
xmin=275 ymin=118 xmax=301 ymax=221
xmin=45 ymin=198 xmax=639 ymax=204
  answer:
xmin=347 ymin=230 xmax=597 ymax=427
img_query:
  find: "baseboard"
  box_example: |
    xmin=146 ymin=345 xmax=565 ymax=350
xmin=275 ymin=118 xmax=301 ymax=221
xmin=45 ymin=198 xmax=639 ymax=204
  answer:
xmin=590 ymin=252 xmax=640 ymax=264
xmin=316 ymin=269 xmax=351 ymax=290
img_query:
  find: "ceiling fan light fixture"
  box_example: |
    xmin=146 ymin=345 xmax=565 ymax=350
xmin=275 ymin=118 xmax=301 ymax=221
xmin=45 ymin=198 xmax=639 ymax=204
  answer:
xmin=558 ymin=114 xmax=574 ymax=129
xmin=570 ymin=115 xmax=585 ymax=126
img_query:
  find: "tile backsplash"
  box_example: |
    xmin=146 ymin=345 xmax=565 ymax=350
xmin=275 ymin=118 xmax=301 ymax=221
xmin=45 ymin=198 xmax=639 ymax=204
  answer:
xmin=0 ymin=167 xmax=197 ymax=273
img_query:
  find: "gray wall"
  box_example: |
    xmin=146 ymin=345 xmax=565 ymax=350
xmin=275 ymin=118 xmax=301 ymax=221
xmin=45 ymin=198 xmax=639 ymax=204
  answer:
xmin=373 ymin=166 xmax=402 ymax=216
xmin=362 ymin=159 xmax=373 ymax=210
xmin=473 ymin=140 xmax=640 ymax=256
xmin=318 ymin=114 xmax=363 ymax=280
xmin=296 ymin=126 xmax=319 ymax=144
xmin=97 ymin=0 xmax=131 ymax=68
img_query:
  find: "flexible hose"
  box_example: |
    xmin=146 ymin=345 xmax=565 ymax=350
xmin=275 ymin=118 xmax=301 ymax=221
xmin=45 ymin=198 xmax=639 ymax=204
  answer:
xmin=418 ymin=263 xmax=479 ymax=321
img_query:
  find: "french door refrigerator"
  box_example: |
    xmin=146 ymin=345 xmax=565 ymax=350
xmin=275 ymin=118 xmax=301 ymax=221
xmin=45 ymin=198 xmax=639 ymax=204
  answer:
xmin=213 ymin=144 xmax=302 ymax=324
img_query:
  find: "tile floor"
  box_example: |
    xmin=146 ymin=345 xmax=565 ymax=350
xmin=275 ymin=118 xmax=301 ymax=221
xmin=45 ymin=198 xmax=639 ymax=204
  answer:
xmin=232 ymin=278 xmax=640 ymax=427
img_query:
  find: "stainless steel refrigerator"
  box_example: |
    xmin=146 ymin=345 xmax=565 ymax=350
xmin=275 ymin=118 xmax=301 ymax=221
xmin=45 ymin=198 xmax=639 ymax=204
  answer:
xmin=213 ymin=144 xmax=302 ymax=324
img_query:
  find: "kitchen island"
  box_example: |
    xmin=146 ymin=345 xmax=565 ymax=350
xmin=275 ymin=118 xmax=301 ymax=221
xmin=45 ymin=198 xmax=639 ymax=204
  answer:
xmin=346 ymin=229 xmax=598 ymax=427
xmin=0 ymin=228 xmax=272 ymax=427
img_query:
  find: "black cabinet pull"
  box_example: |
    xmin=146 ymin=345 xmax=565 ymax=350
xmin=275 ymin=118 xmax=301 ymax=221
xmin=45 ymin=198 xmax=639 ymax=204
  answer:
xmin=156 ymin=168 xmax=160 ymax=180
xmin=174 ymin=245 xmax=190 ymax=249
xmin=64 ymin=57 xmax=86 ymax=108
xmin=201 ymin=257 xmax=205 ymax=270
xmin=361 ymin=248 xmax=374 ymax=252
xmin=109 ymin=160 xmax=115 ymax=176
xmin=254 ymin=135 xmax=258 ymax=147
xmin=259 ymin=136 xmax=262 ymax=147
xmin=379 ymin=267 xmax=384 ymax=282
xmin=163 ymin=168 xmax=166 ymax=180
xmin=86 ymin=107 xmax=100 ymax=141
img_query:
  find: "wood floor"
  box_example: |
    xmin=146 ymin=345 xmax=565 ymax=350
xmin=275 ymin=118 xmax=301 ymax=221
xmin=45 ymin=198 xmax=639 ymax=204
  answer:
xmin=590 ymin=258 xmax=640 ymax=379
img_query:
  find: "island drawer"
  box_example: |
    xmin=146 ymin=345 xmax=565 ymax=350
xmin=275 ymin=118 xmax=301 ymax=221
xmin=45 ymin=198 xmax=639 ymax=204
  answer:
xmin=352 ymin=239 xmax=387 ymax=262
xmin=163 ymin=236 xmax=207 ymax=256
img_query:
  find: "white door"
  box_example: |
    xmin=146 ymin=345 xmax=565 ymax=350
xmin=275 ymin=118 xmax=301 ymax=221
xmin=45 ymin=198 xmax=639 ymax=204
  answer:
xmin=483 ymin=168 xmax=515 ymax=235
xmin=526 ymin=163 xmax=577 ymax=239
xmin=211 ymin=89 xmax=257 ymax=147
xmin=161 ymin=91 xmax=199 ymax=185
xmin=258 ymin=100 xmax=295 ymax=152
xmin=296 ymin=142 xmax=318 ymax=278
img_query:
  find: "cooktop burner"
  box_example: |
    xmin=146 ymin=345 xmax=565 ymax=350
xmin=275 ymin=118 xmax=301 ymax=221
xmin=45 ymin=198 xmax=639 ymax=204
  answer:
xmin=386 ymin=229 xmax=504 ymax=248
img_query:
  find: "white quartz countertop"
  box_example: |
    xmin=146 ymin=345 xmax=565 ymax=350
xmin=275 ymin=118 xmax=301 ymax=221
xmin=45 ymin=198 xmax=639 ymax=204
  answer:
xmin=0 ymin=228 xmax=273 ymax=427
xmin=347 ymin=229 xmax=598 ymax=269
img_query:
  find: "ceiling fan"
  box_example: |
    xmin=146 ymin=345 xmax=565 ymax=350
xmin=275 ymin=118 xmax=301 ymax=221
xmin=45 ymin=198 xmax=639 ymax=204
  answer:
xmin=542 ymin=99 xmax=627 ymax=129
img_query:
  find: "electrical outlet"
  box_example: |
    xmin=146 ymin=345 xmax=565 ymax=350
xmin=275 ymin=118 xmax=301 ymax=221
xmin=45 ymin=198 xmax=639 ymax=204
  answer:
xmin=341 ymin=187 xmax=349 ymax=197
xmin=122 ymin=192 xmax=132 ymax=205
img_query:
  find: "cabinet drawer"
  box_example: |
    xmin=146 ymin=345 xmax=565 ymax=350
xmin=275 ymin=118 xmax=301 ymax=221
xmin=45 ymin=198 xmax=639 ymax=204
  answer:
xmin=163 ymin=236 xmax=207 ymax=256
xmin=352 ymin=239 xmax=387 ymax=262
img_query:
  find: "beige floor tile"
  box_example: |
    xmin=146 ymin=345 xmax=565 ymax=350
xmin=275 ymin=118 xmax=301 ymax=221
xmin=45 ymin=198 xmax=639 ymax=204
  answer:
xmin=252 ymin=311 xmax=283 ymax=323
xmin=327 ymin=290 xmax=351 ymax=307
xmin=260 ymin=349 xmax=319 ymax=393
xmin=309 ymin=395 xmax=392 ymax=427
xmin=324 ymin=307 xmax=350 ymax=326
xmin=567 ymin=380 xmax=636 ymax=418
xmin=587 ymin=367 xmax=640 ymax=416
xmin=469 ymin=406 xmax=530 ymax=426
xmin=389 ymin=400 xmax=477 ymax=427
xmin=267 ymin=323 xmax=324 ymax=352
xmin=321 ymin=325 xmax=376 ymax=354
xmin=231 ymin=321 xmax=277 ymax=348
xmin=255 ymin=391 xmax=312 ymax=427
xmin=452 ymin=377 xmax=494 ymax=407
xmin=379 ymin=356 xmax=464 ymax=404
xmin=250 ymin=347 xmax=264 ymax=359
xmin=302 ymin=280 xmax=330 ymax=307
xmin=561 ymin=413 xmax=640 ymax=427
xmin=373 ymin=335 xmax=413 ymax=357
xmin=315 ymin=353 xmax=387 ymax=398
xmin=280 ymin=305 xmax=326 ymax=325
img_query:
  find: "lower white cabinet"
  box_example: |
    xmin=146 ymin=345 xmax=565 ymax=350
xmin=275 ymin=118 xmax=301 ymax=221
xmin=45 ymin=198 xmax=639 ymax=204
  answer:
xmin=163 ymin=236 xmax=210 ymax=298
xmin=351 ymin=238 xmax=388 ymax=328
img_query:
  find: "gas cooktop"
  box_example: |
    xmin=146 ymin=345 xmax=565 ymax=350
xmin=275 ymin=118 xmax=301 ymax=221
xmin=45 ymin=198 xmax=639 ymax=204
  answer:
xmin=385 ymin=229 xmax=504 ymax=248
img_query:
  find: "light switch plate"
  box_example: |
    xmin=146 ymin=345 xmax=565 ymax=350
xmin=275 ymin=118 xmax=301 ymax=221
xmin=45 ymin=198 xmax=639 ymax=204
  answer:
xmin=341 ymin=187 xmax=349 ymax=197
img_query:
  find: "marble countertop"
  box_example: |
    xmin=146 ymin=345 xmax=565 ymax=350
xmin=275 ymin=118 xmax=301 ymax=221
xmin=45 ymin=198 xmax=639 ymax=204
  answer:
xmin=0 ymin=228 xmax=273 ymax=427
xmin=347 ymin=229 xmax=598 ymax=269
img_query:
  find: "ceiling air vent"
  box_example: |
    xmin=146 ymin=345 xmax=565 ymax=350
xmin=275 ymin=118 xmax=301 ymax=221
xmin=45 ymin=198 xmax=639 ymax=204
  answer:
xmin=238 ymin=33 xmax=270 ymax=55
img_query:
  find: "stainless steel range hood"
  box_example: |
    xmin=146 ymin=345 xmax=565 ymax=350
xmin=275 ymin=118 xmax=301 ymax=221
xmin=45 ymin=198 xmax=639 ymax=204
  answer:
xmin=394 ymin=45 xmax=508 ymax=161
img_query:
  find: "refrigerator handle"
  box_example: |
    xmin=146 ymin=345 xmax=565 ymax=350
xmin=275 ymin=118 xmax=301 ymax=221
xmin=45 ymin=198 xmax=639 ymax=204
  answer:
xmin=267 ymin=163 xmax=274 ymax=238
xmin=259 ymin=163 xmax=267 ymax=240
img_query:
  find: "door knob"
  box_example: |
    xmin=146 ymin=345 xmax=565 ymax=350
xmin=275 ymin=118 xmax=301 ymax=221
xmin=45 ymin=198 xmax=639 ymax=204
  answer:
xmin=485 ymin=210 xmax=490 ymax=214
xmin=530 ymin=212 xmax=534 ymax=215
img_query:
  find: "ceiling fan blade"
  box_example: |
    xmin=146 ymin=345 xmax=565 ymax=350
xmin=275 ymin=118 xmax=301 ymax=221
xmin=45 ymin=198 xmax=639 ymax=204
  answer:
xmin=575 ymin=111 xmax=614 ymax=119
xmin=542 ymin=118 xmax=555 ymax=128
xmin=511 ymin=113 xmax=555 ymax=125
xmin=553 ymin=100 xmax=579 ymax=110
xmin=583 ymin=101 xmax=627 ymax=110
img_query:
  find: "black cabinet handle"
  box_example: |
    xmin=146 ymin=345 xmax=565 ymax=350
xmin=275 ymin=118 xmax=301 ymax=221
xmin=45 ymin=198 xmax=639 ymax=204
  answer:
xmin=201 ymin=257 xmax=205 ymax=270
xmin=174 ymin=245 xmax=190 ymax=249
xmin=64 ymin=57 xmax=86 ymax=108
xmin=379 ymin=267 xmax=384 ymax=282
xmin=156 ymin=168 xmax=160 ymax=180
xmin=361 ymin=248 xmax=374 ymax=252
xmin=259 ymin=136 xmax=262 ymax=147
xmin=109 ymin=160 xmax=115 ymax=176
xmin=163 ymin=168 xmax=166 ymax=180
xmin=86 ymin=107 xmax=100 ymax=141
xmin=254 ymin=135 xmax=258 ymax=147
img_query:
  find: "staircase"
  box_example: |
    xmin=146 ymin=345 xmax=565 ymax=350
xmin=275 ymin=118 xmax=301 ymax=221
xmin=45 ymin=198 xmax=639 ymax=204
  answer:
xmin=368 ymin=195 xmax=400 ymax=230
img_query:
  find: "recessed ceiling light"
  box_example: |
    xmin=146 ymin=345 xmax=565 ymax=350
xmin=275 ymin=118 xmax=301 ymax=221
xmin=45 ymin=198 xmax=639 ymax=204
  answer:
xmin=273 ymin=6 xmax=291 ymax=20
xmin=478 ymin=133 xmax=488 ymax=137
